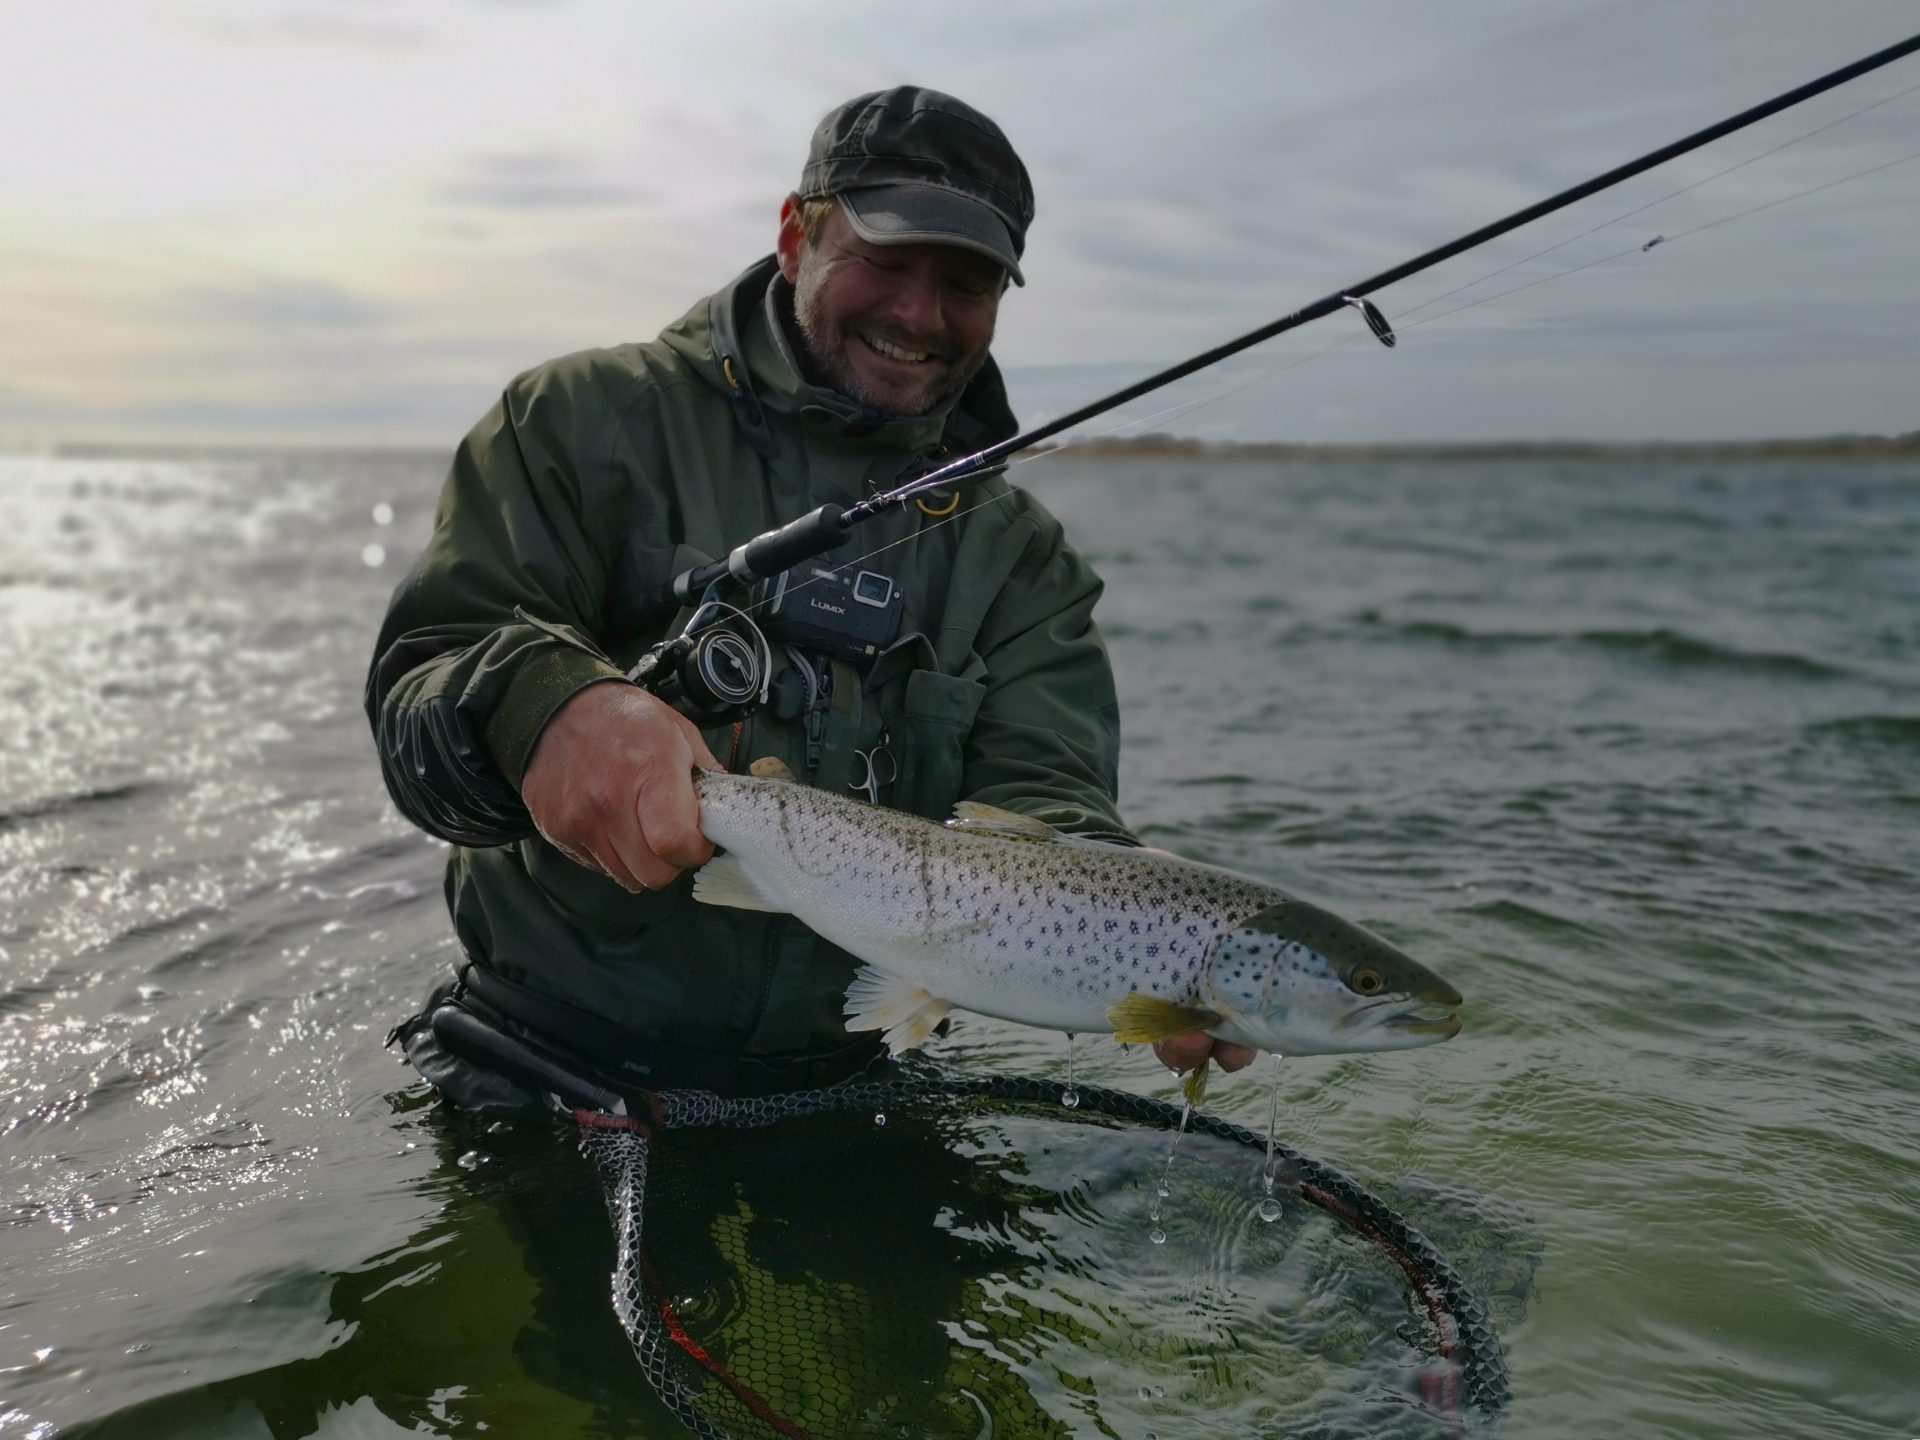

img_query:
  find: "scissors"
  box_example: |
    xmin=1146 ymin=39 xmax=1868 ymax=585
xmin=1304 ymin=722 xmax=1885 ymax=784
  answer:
xmin=851 ymin=732 xmax=897 ymax=805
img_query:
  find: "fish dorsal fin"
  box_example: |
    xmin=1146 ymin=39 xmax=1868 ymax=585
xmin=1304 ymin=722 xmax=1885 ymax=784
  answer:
xmin=946 ymin=802 xmax=1060 ymax=843
xmin=748 ymin=756 xmax=798 ymax=782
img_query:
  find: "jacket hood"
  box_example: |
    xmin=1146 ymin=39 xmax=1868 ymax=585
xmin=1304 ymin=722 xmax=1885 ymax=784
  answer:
xmin=656 ymin=255 xmax=1019 ymax=456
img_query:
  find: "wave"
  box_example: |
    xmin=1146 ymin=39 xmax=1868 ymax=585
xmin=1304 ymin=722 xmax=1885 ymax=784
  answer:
xmin=1574 ymin=627 xmax=1846 ymax=679
xmin=1355 ymin=614 xmax=1849 ymax=680
xmin=0 ymin=781 xmax=161 ymax=831
xmin=1803 ymin=714 xmax=1920 ymax=748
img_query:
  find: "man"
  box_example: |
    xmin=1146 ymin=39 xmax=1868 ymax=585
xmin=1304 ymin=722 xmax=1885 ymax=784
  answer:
xmin=367 ymin=86 xmax=1248 ymax=1108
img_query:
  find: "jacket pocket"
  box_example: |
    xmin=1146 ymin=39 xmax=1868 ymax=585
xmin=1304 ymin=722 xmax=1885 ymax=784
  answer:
xmin=894 ymin=667 xmax=986 ymax=820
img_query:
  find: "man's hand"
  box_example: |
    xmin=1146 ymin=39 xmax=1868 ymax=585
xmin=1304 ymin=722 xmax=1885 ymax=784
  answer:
xmin=1153 ymin=1032 xmax=1258 ymax=1077
xmin=521 ymin=681 xmax=723 ymax=893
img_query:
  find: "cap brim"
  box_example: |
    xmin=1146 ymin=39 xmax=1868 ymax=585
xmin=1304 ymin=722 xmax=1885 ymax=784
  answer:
xmin=839 ymin=184 xmax=1024 ymax=286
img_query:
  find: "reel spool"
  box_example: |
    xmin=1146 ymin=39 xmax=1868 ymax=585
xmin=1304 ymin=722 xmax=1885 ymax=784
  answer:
xmin=629 ymin=598 xmax=772 ymax=722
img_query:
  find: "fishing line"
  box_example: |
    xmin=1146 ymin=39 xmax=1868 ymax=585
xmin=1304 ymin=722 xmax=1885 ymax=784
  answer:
xmin=1033 ymin=84 xmax=1920 ymax=457
xmin=1393 ymin=142 xmax=1920 ymax=335
xmin=1392 ymin=74 xmax=1920 ymax=324
xmin=1046 ymin=76 xmax=1920 ymax=453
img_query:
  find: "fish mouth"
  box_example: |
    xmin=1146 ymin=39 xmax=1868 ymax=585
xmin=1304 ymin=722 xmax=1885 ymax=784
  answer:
xmin=1339 ymin=997 xmax=1463 ymax=1039
xmin=1385 ymin=1005 xmax=1463 ymax=1039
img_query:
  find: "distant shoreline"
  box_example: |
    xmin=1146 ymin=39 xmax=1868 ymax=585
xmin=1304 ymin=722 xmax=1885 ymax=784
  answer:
xmin=6 ymin=429 xmax=1918 ymax=464
xmin=1027 ymin=431 xmax=1920 ymax=463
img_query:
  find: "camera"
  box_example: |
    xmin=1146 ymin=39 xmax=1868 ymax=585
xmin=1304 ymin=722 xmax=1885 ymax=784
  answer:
xmin=760 ymin=565 xmax=903 ymax=661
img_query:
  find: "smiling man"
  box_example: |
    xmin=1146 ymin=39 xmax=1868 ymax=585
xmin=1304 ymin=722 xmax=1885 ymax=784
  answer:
xmin=367 ymin=87 xmax=1247 ymax=1108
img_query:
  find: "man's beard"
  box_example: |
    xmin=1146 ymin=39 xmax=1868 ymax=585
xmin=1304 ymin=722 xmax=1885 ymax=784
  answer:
xmin=791 ymin=250 xmax=990 ymax=417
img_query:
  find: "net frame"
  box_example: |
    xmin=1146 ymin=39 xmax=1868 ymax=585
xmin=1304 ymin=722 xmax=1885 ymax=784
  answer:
xmin=576 ymin=1069 xmax=1511 ymax=1438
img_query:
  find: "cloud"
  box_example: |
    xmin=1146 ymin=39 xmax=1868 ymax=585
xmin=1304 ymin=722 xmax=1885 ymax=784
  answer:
xmin=4 ymin=0 xmax=1917 ymax=447
xmin=169 ymin=6 xmax=435 ymax=51
xmin=438 ymin=152 xmax=661 ymax=211
xmin=174 ymin=278 xmax=397 ymax=331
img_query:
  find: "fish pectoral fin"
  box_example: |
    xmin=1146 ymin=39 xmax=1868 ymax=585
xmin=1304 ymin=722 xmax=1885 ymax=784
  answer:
xmin=748 ymin=756 xmax=798 ymax=782
xmin=1106 ymin=993 xmax=1223 ymax=1044
xmin=690 ymin=853 xmax=785 ymax=913
xmin=946 ymin=802 xmax=1061 ymax=843
xmin=843 ymin=967 xmax=951 ymax=1056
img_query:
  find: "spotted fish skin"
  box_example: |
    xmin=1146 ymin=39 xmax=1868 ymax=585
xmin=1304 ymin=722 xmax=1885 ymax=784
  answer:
xmin=691 ymin=771 xmax=1463 ymax=1058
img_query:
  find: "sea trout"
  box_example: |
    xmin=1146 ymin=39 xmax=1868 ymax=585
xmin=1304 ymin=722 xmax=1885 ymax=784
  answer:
xmin=692 ymin=768 xmax=1462 ymax=1089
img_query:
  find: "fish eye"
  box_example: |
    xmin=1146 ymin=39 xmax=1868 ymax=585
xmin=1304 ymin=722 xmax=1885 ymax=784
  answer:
xmin=1351 ymin=967 xmax=1385 ymax=996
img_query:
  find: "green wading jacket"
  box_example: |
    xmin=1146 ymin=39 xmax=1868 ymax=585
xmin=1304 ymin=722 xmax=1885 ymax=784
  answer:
xmin=367 ymin=257 xmax=1134 ymax=1092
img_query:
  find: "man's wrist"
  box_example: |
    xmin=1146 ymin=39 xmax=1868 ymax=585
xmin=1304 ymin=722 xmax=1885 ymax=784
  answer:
xmin=484 ymin=653 xmax=628 ymax=789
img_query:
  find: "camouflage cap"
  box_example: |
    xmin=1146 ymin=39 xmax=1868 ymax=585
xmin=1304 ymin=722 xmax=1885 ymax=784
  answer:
xmin=799 ymin=86 xmax=1034 ymax=286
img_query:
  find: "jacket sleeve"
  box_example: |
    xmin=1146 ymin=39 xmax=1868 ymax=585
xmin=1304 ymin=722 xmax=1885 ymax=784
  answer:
xmin=959 ymin=503 xmax=1138 ymax=846
xmin=364 ymin=364 xmax=634 ymax=847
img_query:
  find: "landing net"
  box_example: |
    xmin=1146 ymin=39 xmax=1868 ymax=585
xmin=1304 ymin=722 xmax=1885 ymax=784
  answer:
xmin=575 ymin=1067 xmax=1512 ymax=1439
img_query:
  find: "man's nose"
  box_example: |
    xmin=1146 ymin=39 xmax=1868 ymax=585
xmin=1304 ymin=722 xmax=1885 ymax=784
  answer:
xmin=888 ymin=269 xmax=944 ymax=334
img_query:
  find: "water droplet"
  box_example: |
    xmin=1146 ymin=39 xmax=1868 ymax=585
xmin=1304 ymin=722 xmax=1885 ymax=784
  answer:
xmin=361 ymin=543 xmax=387 ymax=568
xmin=1149 ymin=1227 xmax=1166 ymax=1245
xmin=125 ymin=1342 xmax=150 ymax=1354
xmin=1137 ymin=1386 xmax=1152 ymax=1401
xmin=1260 ymin=1049 xmax=1285 ymax=1198
xmin=1156 ymin=1182 xmax=1170 ymax=1199
xmin=1152 ymin=1385 xmax=1166 ymax=1398
xmin=1256 ymin=1198 xmax=1283 ymax=1223
xmin=456 ymin=1150 xmax=485 ymax=1170
xmin=372 ymin=502 xmax=395 ymax=526
xmin=873 ymin=1112 xmax=887 ymax=1128
xmin=1060 ymin=1088 xmax=1080 ymax=1108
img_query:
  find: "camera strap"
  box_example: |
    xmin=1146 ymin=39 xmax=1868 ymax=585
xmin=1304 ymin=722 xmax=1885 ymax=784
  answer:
xmin=795 ymin=650 xmax=832 ymax=781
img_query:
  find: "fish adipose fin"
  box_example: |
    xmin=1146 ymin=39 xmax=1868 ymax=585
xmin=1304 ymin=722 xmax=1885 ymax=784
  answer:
xmin=844 ymin=967 xmax=952 ymax=1055
xmin=947 ymin=802 xmax=1060 ymax=842
xmin=690 ymin=853 xmax=785 ymax=914
xmin=1107 ymin=993 xmax=1222 ymax=1044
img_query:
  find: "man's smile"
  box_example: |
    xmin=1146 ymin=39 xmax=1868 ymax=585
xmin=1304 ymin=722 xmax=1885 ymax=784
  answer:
xmin=858 ymin=333 xmax=938 ymax=365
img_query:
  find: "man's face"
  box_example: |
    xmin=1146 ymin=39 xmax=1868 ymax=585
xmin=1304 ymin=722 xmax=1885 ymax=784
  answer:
xmin=779 ymin=198 xmax=1006 ymax=417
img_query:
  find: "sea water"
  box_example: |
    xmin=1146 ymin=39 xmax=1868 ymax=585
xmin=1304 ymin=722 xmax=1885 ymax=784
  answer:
xmin=2 ymin=449 xmax=1917 ymax=1437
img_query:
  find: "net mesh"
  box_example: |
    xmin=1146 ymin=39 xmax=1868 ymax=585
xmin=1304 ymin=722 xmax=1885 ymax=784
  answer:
xmin=576 ymin=1067 xmax=1512 ymax=1439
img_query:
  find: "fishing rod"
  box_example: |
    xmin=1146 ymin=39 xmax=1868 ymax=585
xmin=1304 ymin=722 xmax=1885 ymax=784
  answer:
xmin=635 ymin=30 xmax=1920 ymax=716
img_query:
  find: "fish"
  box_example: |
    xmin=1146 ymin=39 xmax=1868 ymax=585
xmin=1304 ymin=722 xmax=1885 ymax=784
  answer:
xmin=691 ymin=765 xmax=1462 ymax=1100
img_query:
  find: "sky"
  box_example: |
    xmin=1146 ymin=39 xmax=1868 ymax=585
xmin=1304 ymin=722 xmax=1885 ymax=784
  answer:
xmin=1 ymin=0 xmax=1916 ymax=449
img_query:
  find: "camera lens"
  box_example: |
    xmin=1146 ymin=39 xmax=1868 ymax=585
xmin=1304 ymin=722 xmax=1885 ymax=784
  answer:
xmin=853 ymin=572 xmax=892 ymax=606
